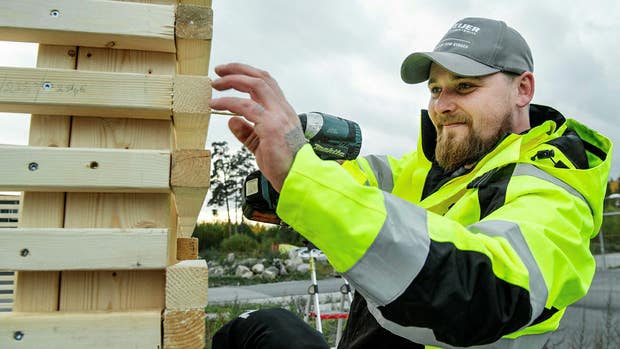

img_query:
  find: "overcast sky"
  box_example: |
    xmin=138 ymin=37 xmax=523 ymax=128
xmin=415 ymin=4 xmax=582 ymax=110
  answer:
xmin=1 ymin=1 xmax=618 ymax=217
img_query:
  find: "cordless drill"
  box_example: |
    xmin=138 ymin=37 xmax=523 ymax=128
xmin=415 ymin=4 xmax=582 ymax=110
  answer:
xmin=242 ymin=112 xmax=362 ymax=224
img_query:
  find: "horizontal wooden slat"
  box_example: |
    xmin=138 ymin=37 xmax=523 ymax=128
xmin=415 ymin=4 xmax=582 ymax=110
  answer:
xmin=0 ymin=228 xmax=169 ymax=270
xmin=0 ymin=145 xmax=170 ymax=192
xmin=0 ymin=195 xmax=20 ymax=201
xmin=0 ymin=66 xmax=171 ymax=119
xmin=0 ymin=311 xmax=161 ymax=348
xmin=0 ymin=0 xmax=176 ymax=52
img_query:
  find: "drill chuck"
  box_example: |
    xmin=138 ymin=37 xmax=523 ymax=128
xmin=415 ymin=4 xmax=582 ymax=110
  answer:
xmin=298 ymin=112 xmax=362 ymax=161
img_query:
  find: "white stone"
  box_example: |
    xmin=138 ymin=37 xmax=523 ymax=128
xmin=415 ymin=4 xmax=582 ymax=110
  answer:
xmin=296 ymin=263 xmax=310 ymax=273
xmin=226 ymin=252 xmax=235 ymax=264
xmin=210 ymin=266 xmax=225 ymax=277
xmin=235 ymin=265 xmax=251 ymax=276
xmin=262 ymin=269 xmax=277 ymax=280
xmin=251 ymin=263 xmax=265 ymax=274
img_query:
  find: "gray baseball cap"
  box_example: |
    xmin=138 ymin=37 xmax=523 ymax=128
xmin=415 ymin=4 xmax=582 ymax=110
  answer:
xmin=401 ymin=17 xmax=533 ymax=84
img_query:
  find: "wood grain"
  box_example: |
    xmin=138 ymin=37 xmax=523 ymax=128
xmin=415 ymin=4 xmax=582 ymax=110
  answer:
xmin=0 ymin=0 xmax=175 ymax=52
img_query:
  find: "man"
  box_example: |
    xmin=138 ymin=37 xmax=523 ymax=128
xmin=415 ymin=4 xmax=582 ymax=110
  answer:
xmin=210 ymin=17 xmax=612 ymax=348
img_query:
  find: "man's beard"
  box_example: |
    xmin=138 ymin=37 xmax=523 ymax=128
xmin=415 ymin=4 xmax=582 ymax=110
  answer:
xmin=435 ymin=114 xmax=512 ymax=172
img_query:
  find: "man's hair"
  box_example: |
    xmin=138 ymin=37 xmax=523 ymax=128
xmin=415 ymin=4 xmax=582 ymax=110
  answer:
xmin=502 ymin=71 xmax=521 ymax=81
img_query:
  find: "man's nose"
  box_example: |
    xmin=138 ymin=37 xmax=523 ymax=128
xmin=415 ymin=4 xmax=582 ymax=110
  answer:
xmin=433 ymin=90 xmax=456 ymax=114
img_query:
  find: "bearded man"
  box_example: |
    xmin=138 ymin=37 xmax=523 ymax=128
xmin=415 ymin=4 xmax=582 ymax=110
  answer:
xmin=209 ymin=17 xmax=612 ymax=349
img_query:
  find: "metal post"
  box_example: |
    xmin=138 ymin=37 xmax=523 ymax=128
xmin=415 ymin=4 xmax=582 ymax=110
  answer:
xmin=598 ymin=227 xmax=607 ymax=269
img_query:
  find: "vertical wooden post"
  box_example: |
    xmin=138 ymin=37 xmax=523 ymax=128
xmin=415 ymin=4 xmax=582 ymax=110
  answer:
xmin=14 ymin=45 xmax=75 ymax=312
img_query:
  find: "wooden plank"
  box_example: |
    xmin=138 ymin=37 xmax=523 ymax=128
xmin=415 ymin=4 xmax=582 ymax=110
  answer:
xmin=0 ymin=311 xmax=161 ymax=348
xmin=165 ymin=259 xmax=208 ymax=310
xmin=176 ymin=4 xmax=212 ymax=40
xmin=163 ymin=309 xmax=205 ymax=349
xmin=14 ymin=44 xmax=75 ymax=312
xmin=59 ymin=43 xmax=175 ymax=312
xmin=0 ymin=0 xmax=176 ymax=52
xmin=172 ymin=75 xmax=212 ymax=149
xmin=0 ymin=146 xmax=170 ymax=192
xmin=0 ymin=66 xmax=172 ymax=119
xmin=0 ymin=195 xmax=21 ymax=202
xmin=174 ymin=0 xmax=212 ymax=149
xmin=176 ymin=237 xmax=198 ymax=260
xmin=1 ymin=228 xmax=169 ymax=270
xmin=171 ymin=149 xmax=210 ymax=237
xmin=169 ymin=195 xmax=179 ymax=265
xmin=0 ymin=66 xmax=211 ymax=120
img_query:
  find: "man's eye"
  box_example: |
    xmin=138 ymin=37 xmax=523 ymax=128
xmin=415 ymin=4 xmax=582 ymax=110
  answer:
xmin=457 ymin=83 xmax=473 ymax=90
xmin=430 ymin=87 xmax=441 ymax=94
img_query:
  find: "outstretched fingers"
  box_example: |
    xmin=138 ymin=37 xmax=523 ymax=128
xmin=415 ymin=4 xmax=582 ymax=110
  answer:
xmin=211 ymin=74 xmax=280 ymax=111
xmin=209 ymin=97 xmax=266 ymax=123
xmin=214 ymin=63 xmax=284 ymax=95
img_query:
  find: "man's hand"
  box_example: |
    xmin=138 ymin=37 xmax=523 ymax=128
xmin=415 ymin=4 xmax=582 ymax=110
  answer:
xmin=209 ymin=63 xmax=307 ymax=192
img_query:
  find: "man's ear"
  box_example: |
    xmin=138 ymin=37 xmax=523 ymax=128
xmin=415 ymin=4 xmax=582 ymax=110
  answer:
xmin=515 ymin=72 xmax=535 ymax=108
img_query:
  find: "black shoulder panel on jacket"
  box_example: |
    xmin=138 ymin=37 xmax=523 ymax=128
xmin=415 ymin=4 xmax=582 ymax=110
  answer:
xmin=546 ymin=129 xmax=589 ymax=169
xmin=378 ymin=241 xmax=532 ymax=347
xmin=529 ymin=104 xmax=566 ymax=128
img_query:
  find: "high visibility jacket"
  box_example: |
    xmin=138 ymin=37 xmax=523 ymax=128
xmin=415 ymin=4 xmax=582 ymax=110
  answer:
xmin=276 ymin=104 xmax=612 ymax=348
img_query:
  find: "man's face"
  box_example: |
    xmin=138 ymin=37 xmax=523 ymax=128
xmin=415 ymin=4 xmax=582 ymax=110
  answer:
xmin=427 ymin=64 xmax=516 ymax=171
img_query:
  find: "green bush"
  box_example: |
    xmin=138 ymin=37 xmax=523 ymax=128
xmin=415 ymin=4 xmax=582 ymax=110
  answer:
xmin=220 ymin=234 xmax=259 ymax=253
xmin=193 ymin=222 xmax=228 ymax=250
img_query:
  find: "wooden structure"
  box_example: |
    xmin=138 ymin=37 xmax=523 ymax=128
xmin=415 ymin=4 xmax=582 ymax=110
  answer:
xmin=0 ymin=1 xmax=212 ymax=347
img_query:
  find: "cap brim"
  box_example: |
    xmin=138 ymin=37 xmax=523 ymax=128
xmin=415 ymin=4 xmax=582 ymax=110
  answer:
xmin=401 ymin=52 xmax=500 ymax=84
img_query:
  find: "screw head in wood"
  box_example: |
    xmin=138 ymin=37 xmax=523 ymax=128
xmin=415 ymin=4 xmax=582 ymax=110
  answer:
xmin=13 ymin=331 xmax=24 ymax=341
xmin=20 ymin=249 xmax=30 ymax=257
xmin=28 ymin=162 xmax=39 ymax=171
xmin=50 ymin=9 xmax=60 ymax=17
xmin=42 ymin=82 xmax=53 ymax=90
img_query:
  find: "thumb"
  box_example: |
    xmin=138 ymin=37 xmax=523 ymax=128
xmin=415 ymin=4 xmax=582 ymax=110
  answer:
xmin=228 ymin=117 xmax=258 ymax=151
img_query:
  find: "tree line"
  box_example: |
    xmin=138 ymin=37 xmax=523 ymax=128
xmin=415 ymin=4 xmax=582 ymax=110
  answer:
xmin=208 ymin=141 xmax=257 ymax=233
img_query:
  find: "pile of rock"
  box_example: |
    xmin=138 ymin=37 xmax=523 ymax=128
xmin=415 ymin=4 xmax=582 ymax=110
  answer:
xmin=207 ymin=252 xmax=311 ymax=280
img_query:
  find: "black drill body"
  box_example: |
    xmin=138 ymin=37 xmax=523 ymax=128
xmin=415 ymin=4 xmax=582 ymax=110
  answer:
xmin=242 ymin=112 xmax=362 ymax=224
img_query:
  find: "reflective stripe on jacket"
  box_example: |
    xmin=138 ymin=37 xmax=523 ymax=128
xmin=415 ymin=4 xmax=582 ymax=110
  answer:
xmin=276 ymin=104 xmax=612 ymax=348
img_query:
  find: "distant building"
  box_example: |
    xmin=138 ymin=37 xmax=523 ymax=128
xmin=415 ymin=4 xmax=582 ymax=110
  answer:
xmin=0 ymin=194 xmax=19 ymax=312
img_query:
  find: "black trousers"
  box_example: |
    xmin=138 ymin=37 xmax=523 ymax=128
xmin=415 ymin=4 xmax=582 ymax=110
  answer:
xmin=212 ymin=308 xmax=330 ymax=349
